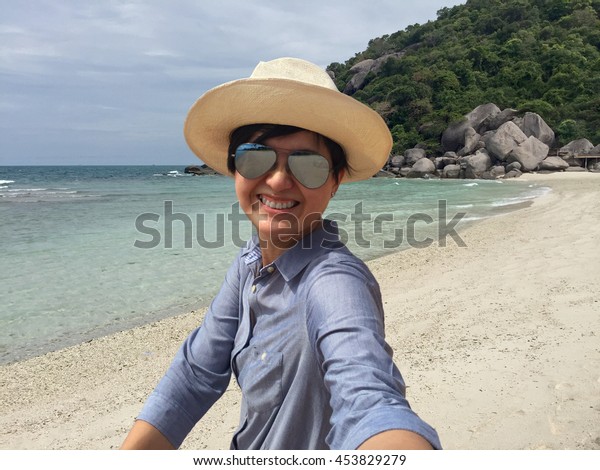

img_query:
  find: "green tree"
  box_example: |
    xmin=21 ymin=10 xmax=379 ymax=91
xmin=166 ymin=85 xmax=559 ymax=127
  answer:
xmin=331 ymin=0 xmax=600 ymax=155
xmin=556 ymin=119 xmax=587 ymax=144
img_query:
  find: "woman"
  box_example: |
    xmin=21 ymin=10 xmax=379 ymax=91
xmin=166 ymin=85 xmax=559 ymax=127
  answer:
xmin=122 ymin=58 xmax=441 ymax=450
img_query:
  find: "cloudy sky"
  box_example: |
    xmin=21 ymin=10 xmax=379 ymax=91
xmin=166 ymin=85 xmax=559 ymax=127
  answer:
xmin=1 ymin=0 xmax=465 ymax=165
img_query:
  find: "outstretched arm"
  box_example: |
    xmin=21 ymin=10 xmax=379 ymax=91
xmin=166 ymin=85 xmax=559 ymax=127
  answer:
xmin=305 ymin=258 xmax=441 ymax=450
xmin=358 ymin=430 xmax=433 ymax=450
xmin=121 ymin=420 xmax=175 ymax=450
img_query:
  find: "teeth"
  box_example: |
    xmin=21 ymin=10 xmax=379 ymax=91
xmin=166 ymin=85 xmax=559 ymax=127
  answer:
xmin=260 ymin=196 xmax=296 ymax=210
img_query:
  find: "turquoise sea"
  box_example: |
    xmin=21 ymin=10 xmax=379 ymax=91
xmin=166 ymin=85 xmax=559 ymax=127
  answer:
xmin=0 ymin=165 xmax=550 ymax=364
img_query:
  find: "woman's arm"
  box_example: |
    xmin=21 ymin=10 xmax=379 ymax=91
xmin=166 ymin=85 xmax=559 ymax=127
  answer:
xmin=358 ymin=430 xmax=433 ymax=450
xmin=120 ymin=253 xmax=245 ymax=449
xmin=121 ymin=420 xmax=175 ymax=450
xmin=305 ymin=257 xmax=441 ymax=450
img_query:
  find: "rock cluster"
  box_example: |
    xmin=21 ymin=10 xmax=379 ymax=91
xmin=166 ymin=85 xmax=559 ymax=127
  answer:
xmin=384 ymin=103 xmax=600 ymax=179
xmin=184 ymin=164 xmax=220 ymax=176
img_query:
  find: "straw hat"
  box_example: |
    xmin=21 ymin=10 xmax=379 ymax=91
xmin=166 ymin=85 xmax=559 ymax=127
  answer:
xmin=183 ymin=57 xmax=392 ymax=183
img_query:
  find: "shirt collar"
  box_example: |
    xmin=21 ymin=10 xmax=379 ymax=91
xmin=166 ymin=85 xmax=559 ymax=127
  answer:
xmin=240 ymin=219 xmax=344 ymax=282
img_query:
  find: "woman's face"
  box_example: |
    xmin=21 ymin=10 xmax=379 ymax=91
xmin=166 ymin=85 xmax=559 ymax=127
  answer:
xmin=235 ymin=130 xmax=342 ymax=253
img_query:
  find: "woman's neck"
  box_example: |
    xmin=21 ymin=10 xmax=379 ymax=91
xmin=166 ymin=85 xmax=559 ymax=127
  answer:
xmin=258 ymin=219 xmax=324 ymax=266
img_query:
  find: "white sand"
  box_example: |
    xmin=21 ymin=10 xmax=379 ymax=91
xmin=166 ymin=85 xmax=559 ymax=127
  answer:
xmin=1 ymin=172 xmax=599 ymax=450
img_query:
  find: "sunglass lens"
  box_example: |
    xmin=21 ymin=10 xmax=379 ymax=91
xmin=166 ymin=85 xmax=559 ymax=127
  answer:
xmin=234 ymin=144 xmax=277 ymax=179
xmin=288 ymin=152 xmax=330 ymax=189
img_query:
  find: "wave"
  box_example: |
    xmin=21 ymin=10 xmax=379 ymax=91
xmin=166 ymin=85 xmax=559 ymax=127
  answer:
xmin=0 ymin=180 xmax=15 ymax=185
xmin=7 ymin=188 xmax=47 ymax=192
xmin=0 ymin=187 xmax=91 ymax=202
xmin=491 ymin=196 xmax=535 ymax=207
xmin=153 ymin=170 xmax=192 ymax=177
xmin=463 ymin=182 xmax=479 ymax=187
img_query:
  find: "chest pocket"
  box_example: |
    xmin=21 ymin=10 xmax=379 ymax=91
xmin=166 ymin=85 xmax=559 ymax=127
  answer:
xmin=236 ymin=345 xmax=283 ymax=412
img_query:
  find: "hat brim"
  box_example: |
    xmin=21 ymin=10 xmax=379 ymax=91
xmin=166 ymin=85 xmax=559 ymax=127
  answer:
xmin=183 ymin=78 xmax=392 ymax=183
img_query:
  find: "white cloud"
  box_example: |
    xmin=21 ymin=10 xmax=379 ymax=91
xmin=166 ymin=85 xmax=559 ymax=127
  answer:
xmin=0 ymin=0 xmax=466 ymax=164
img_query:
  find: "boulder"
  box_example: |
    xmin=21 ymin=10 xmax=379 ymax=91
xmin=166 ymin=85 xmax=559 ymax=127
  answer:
xmin=371 ymin=52 xmax=406 ymax=74
xmin=559 ymin=138 xmax=594 ymax=157
xmin=485 ymin=121 xmax=528 ymax=161
xmin=441 ymin=156 xmax=459 ymax=166
xmin=389 ymin=155 xmax=405 ymax=168
xmin=519 ymin=112 xmax=555 ymax=147
xmin=565 ymin=166 xmax=588 ymax=172
xmin=466 ymin=103 xmax=501 ymax=132
xmin=481 ymin=108 xmax=519 ymax=132
xmin=507 ymin=136 xmax=550 ymax=172
xmin=435 ymin=155 xmax=458 ymax=169
xmin=441 ymin=120 xmax=471 ymax=152
xmin=343 ymin=59 xmax=376 ymax=93
xmin=505 ymin=161 xmax=522 ymax=173
xmin=442 ymin=164 xmax=461 ymax=178
xmin=512 ymin=116 xmax=524 ymax=129
xmin=404 ymin=148 xmax=426 ymax=166
xmin=407 ymin=158 xmax=436 ymax=178
xmin=349 ymin=59 xmax=375 ymax=75
xmin=344 ymin=71 xmax=370 ymax=94
xmin=490 ymin=166 xmax=506 ymax=178
xmin=504 ymin=169 xmax=523 ymax=178
xmin=538 ymin=156 xmax=569 ymax=171
xmin=399 ymin=167 xmax=411 ymax=177
xmin=457 ymin=127 xmax=481 ymax=156
xmin=465 ymin=150 xmax=492 ymax=179
xmin=561 ymin=153 xmax=584 ymax=166
xmin=481 ymin=130 xmax=495 ymax=141
xmin=343 ymin=53 xmax=408 ymax=94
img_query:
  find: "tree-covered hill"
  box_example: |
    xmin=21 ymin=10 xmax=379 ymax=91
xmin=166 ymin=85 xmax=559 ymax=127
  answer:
xmin=328 ymin=0 xmax=600 ymax=155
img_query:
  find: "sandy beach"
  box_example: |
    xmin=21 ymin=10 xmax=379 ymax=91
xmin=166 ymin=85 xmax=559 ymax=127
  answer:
xmin=1 ymin=172 xmax=599 ymax=450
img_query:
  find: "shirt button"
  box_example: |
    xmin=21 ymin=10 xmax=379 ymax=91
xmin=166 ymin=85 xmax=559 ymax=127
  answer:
xmin=267 ymin=266 xmax=275 ymax=273
xmin=251 ymin=284 xmax=257 ymax=293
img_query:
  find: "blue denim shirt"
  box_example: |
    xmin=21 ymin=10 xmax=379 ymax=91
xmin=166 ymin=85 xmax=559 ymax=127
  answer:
xmin=138 ymin=220 xmax=441 ymax=449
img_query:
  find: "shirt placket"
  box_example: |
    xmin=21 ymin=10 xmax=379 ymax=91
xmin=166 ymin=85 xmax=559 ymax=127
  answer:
xmin=231 ymin=263 xmax=277 ymax=378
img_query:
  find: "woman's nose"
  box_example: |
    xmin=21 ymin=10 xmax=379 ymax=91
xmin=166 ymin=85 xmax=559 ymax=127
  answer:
xmin=264 ymin=155 xmax=294 ymax=190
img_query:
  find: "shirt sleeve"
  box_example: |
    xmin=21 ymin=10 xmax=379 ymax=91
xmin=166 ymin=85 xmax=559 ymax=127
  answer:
xmin=136 ymin=253 xmax=243 ymax=448
xmin=304 ymin=256 xmax=442 ymax=450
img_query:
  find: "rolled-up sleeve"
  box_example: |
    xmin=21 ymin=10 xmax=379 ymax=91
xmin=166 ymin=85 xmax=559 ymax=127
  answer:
xmin=304 ymin=258 xmax=442 ymax=450
xmin=137 ymin=254 xmax=242 ymax=448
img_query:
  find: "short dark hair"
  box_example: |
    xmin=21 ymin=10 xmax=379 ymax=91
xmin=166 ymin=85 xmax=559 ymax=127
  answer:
xmin=227 ymin=124 xmax=349 ymax=183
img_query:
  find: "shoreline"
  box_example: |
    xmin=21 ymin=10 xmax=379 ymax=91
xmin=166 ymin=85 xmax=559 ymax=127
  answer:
xmin=1 ymin=172 xmax=599 ymax=449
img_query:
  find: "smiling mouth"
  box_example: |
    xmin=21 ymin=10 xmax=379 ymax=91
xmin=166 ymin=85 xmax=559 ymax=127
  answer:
xmin=259 ymin=195 xmax=299 ymax=210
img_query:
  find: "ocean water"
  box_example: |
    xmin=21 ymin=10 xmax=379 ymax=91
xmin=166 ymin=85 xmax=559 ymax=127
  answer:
xmin=0 ymin=166 xmax=549 ymax=364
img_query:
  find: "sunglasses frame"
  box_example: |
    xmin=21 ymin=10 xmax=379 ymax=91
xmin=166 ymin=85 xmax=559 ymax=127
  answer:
xmin=233 ymin=143 xmax=332 ymax=189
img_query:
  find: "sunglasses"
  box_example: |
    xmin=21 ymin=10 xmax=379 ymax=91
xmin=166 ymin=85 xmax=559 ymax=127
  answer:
xmin=233 ymin=143 xmax=331 ymax=189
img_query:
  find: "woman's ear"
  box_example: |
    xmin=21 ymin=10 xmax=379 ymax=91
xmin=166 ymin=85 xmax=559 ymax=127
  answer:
xmin=332 ymin=169 xmax=345 ymax=194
